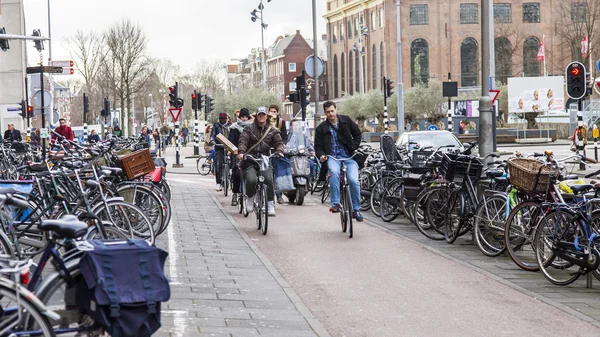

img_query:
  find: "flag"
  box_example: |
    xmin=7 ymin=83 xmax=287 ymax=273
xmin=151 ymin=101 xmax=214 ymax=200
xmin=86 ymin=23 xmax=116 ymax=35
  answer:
xmin=581 ymin=35 xmax=589 ymax=59
xmin=537 ymin=41 xmax=545 ymax=61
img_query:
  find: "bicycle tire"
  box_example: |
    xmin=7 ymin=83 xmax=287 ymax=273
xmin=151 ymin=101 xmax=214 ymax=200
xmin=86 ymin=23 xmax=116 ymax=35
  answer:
xmin=415 ymin=186 xmax=449 ymax=240
xmin=116 ymin=184 xmax=164 ymax=236
xmin=197 ymin=156 xmax=211 ymax=175
xmin=0 ymin=283 xmax=57 ymax=337
xmin=223 ymin=162 xmax=229 ymax=197
xmin=504 ymin=201 xmax=543 ymax=272
xmin=92 ymin=201 xmax=155 ymax=245
xmin=473 ymin=194 xmax=508 ymax=257
xmin=369 ymin=177 xmax=385 ymax=217
xmin=345 ymin=185 xmax=353 ymax=238
xmin=400 ymin=188 xmax=414 ymax=224
xmin=321 ymin=183 xmax=330 ymax=204
xmin=444 ymin=189 xmax=465 ymax=244
xmin=380 ymin=178 xmax=403 ymax=223
xmin=261 ymin=185 xmax=268 ymax=235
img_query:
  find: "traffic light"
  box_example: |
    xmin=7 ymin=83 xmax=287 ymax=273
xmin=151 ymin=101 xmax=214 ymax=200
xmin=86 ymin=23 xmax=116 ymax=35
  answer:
xmin=191 ymin=92 xmax=198 ymax=111
xmin=385 ymin=78 xmax=395 ymax=98
xmin=287 ymin=92 xmax=299 ymax=103
xmin=566 ymin=62 xmax=586 ymax=100
xmin=102 ymin=97 xmax=110 ymax=119
xmin=18 ymin=100 xmax=26 ymax=118
xmin=198 ymin=92 xmax=204 ymax=110
xmin=206 ymin=96 xmax=215 ymax=113
xmin=0 ymin=27 xmax=9 ymax=52
xmin=168 ymin=83 xmax=178 ymax=107
xmin=83 ymin=93 xmax=89 ymax=114
xmin=32 ymin=29 xmax=44 ymax=53
xmin=26 ymin=105 xmax=33 ymax=118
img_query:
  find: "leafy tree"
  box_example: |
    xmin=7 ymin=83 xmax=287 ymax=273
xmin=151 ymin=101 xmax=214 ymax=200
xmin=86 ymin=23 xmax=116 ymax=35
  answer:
xmin=404 ymin=79 xmax=446 ymax=125
xmin=211 ymin=87 xmax=279 ymax=123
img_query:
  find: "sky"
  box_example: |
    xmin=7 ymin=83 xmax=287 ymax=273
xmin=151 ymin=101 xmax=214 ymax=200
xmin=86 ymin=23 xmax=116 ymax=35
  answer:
xmin=22 ymin=0 xmax=328 ymax=73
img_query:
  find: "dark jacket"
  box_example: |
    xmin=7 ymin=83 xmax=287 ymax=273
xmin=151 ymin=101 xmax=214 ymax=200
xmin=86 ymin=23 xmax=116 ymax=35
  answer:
xmin=314 ymin=114 xmax=362 ymax=159
xmin=210 ymin=121 xmax=231 ymax=148
xmin=272 ymin=115 xmax=287 ymax=140
xmin=238 ymin=121 xmax=285 ymax=157
xmin=4 ymin=129 xmax=22 ymax=142
xmin=88 ymin=134 xmax=101 ymax=143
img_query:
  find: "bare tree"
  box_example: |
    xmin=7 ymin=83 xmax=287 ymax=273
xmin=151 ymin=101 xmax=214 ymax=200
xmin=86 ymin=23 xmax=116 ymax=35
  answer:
xmin=494 ymin=22 xmax=527 ymax=82
xmin=554 ymin=0 xmax=600 ymax=66
xmin=193 ymin=60 xmax=226 ymax=96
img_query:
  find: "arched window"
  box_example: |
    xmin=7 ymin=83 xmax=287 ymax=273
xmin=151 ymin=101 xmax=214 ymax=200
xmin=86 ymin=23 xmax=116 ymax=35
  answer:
xmin=349 ymin=51 xmax=354 ymax=95
xmin=410 ymin=38 xmax=429 ymax=86
xmin=380 ymin=42 xmax=385 ymax=82
xmin=523 ymin=36 xmax=541 ymax=77
xmin=461 ymin=37 xmax=479 ymax=87
xmin=372 ymin=44 xmax=377 ymax=89
xmin=347 ymin=21 xmax=352 ymax=39
xmin=341 ymin=52 xmax=346 ymax=94
xmin=495 ymin=37 xmax=512 ymax=84
xmin=333 ymin=54 xmax=339 ymax=98
xmin=355 ymin=50 xmax=360 ymax=94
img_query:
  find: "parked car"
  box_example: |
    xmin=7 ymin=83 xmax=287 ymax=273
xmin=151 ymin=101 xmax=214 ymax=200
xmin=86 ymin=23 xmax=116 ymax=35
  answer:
xmin=396 ymin=130 xmax=464 ymax=153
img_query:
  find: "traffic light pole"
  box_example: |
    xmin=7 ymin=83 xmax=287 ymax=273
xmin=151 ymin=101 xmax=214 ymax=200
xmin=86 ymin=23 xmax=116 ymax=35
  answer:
xmin=578 ymin=99 xmax=586 ymax=170
xmin=383 ymin=77 xmax=389 ymax=134
xmin=193 ymin=90 xmax=200 ymax=156
xmin=40 ymin=66 xmax=47 ymax=159
xmin=83 ymin=93 xmax=88 ymax=144
xmin=25 ymin=76 xmax=31 ymax=139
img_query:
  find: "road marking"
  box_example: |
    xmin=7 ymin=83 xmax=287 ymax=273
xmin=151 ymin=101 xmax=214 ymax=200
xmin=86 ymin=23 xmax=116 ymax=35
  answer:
xmin=167 ymin=220 xmax=180 ymax=285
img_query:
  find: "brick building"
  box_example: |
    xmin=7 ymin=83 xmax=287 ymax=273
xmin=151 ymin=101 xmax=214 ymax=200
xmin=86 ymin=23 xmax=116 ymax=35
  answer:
xmin=325 ymin=0 xmax=576 ymax=100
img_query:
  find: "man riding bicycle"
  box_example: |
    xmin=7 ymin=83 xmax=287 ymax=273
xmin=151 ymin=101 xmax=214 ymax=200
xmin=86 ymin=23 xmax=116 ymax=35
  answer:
xmin=314 ymin=101 xmax=364 ymax=222
xmin=210 ymin=112 xmax=231 ymax=191
xmin=237 ymin=106 xmax=285 ymax=216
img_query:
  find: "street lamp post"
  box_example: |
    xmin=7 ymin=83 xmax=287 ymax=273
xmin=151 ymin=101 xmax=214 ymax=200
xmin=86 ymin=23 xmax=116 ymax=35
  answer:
xmin=251 ymin=0 xmax=271 ymax=90
xmin=353 ymin=22 xmax=369 ymax=94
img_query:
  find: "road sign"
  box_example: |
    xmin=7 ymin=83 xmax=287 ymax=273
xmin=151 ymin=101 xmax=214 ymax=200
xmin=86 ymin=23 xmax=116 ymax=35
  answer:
xmin=54 ymin=67 xmax=74 ymax=75
xmin=33 ymin=90 xmax=52 ymax=108
xmin=597 ymin=59 xmax=600 ymax=72
xmin=489 ymin=89 xmax=500 ymax=104
xmin=428 ymin=125 xmax=438 ymax=131
xmin=305 ymin=55 xmax=325 ymax=78
xmin=169 ymin=108 xmax=182 ymax=122
xmin=40 ymin=128 xmax=48 ymax=139
xmin=50 ymin=60 xmax=74 ymax=68
xmin=26 ymin=66 xmax=63 ymax=74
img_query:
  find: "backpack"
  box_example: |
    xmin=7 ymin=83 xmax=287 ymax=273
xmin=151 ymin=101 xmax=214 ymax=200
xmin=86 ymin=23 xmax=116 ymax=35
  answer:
xmin=76 ymin=240 xmax=170 ymax=337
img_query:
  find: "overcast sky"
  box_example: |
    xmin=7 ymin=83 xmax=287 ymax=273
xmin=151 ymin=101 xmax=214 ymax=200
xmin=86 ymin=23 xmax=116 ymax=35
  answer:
xmin=22 ymin=0 xmax=327 ymax=73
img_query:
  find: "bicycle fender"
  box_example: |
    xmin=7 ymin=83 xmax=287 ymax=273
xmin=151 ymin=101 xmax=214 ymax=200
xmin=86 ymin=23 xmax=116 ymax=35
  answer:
xmin=104 ymin=197 xmax=125 ymax=203
xmin=0 ymin=277 xmax=61 ymax=321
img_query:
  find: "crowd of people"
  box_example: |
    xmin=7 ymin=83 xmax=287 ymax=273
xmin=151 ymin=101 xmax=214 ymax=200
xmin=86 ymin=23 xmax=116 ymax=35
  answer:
xmin=206 ymin=101 xmax=364 ymax=222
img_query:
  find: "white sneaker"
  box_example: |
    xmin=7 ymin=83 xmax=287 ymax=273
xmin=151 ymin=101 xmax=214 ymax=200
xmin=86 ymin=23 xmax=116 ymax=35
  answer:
xmin=267 ymin=201 xmax=276 ymax=216
xmin=216 ymin=184 xmax=222 ymax=191
xmin=247 ymin=196 xmax=254 ymax=213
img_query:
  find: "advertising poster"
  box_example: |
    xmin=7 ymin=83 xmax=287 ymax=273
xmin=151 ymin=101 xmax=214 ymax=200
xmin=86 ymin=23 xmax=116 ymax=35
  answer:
xmin=508 ymin=76 xmax=565 ymax=114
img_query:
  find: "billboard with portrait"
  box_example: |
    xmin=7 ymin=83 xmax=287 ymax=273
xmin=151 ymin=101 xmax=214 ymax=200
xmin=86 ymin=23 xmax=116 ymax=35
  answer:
xmin=508 ymin=76 xmax=565 ymax=114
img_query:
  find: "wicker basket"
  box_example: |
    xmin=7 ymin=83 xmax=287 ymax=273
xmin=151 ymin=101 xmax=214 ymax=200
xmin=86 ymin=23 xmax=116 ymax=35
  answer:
xmin=118 ymin=149 xmax=155 ymax=179
xmin=507 ymin=158 xmax=555 ymax=194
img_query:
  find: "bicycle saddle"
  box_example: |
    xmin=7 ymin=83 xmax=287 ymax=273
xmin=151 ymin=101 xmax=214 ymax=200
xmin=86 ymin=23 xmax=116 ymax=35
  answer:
xmin=100 ymin=166 xmax=123 ymax=176
xmin=558 ymin=173 xmax=579 ymax=181
xmin=570 ymin=184 xmax=594 ymax=195
xmin=486 ymin=170 xmax=505 ymax=178
xmin=39 ymin=215 xmax=88 ymax=239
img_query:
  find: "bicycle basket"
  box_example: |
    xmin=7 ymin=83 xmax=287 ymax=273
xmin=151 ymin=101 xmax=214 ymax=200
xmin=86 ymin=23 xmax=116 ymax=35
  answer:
xmin=438 ymin=153 xmax=483 ymax=183
xmin=380 ymin=134 xmax=402 ymax=163
xmin=411 ymin=151 xmax=434 ymax=172
xmin=508 ymin=158 xmax=555 ymax=194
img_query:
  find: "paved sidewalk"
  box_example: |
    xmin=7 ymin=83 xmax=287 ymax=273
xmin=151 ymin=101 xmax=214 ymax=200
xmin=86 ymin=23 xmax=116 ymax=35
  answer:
xmin=155 ymin=175 xmax=329 ymax=337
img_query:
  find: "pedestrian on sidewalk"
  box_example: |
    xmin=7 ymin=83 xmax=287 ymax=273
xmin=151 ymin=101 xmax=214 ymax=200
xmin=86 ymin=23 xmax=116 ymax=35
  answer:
xmin=228 ymin=108 xmax=252 ymax=206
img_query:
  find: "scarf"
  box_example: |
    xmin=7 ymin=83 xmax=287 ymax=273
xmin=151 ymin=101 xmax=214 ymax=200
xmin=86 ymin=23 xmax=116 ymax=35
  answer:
xmin=230 ymin=119 xmax=252 ymax=133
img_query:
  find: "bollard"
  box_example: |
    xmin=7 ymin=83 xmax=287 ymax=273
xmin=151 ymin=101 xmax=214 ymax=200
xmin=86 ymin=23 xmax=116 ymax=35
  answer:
xmin=593 ymin=125 xmax=599 ymax=161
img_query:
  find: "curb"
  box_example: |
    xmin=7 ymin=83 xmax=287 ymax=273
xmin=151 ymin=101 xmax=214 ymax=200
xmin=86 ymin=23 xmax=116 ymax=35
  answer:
xmin=208 ymin=192 xmax=332 ymax=337
xmin=306 ymin=194 xmax=600 ymax=329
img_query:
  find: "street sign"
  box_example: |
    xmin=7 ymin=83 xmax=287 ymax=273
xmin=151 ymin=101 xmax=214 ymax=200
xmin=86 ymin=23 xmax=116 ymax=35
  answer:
xmin=428 ymin=125 xmax=438 ymax=131
xmin=169 ymin=108 xmax=182 ymax=122
xmin=489 ymin=89 xmax=500 ymax=104
xmin=305 ymin=55 xmax=325 ymax=78
xmin=54 ymin=67 xmax=74 ymax=75
xmin=50 ymin=60 xmax=74 ymax=68
xmin=26 ymin=66 xmax=63 ymax=74
xmin=40 ymin=128 xmax=49 ymax=139
xmin=33 ymin=90 xmax=52 ymax=108
xmin=597 ymin=59 xmax=600 ymax=72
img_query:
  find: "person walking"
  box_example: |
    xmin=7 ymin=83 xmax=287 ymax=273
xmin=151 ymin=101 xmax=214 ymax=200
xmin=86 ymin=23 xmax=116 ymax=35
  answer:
xmin=3 ymin=124 xmax=22 ymax=142
xmin=314 ymin=101 xmax=364 ymax=222
xmin=237 ymin=106 xmax=285 ymax=216
xmin=228 ymin=108 xmax=252 ymax=206
xmin=210 ymin=113 xmax=232 ymax=191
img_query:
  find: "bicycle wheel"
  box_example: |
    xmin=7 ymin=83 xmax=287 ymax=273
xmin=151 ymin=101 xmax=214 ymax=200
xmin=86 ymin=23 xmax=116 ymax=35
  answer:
xmin=416 ymin=186 xmax=452 ymax=240
xmin=321 ymin=181 xmax=330 ymax=204
xmin=473 ymin=194 xmax=508 ymax=257
xmin=444 ymin=189 xmax=466 ymax=244
xmin=85 ymin=222 xmax=130 ymax=240
xmin=505 ymin=201 xmax=543 ymax=271
xmin=223 ymin=162 xmax=229 ymax=197
xmin=260 ymin=184 xmax=268 ymax=235
xmin=93 ymin=201 xmax=155 ymax=245
xmin=380 ymin=178 xmax=403 ymax=223
xmin=369 ymin=177 xmax=386 ymax=217
xmin=117 ymin=184 xmax=164 ymax=237
xmin=0 ymin=284 xmax=57 ymax=337
xmin=345 ymin=185 xmax=353 ymax=238
xmin=197 ymin=156 xmax=211 ymax=175
xmin=534 ymin=209 xmax=583 ymax=286
xmin=255 ymin=187 xmax=263 ymax=231
xmin=359 ymin=171 xmax=375 ymax=212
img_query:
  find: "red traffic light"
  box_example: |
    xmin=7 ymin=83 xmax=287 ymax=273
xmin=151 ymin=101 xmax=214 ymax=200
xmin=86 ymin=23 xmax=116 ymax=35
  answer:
xmin=571 ymin=67 xmax=581 ymax=76
xmin=191 ymin=93 xmax=196 ymax=99
xmin=27 ymin=105 xmax=33 ymax=113
xmin=169 ymin=87 xmax=175 ymax=93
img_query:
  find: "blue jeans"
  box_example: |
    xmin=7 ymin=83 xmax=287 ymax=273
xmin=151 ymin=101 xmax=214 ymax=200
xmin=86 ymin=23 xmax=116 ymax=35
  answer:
xmin=327 ymin=158 xmax=360 ymax=212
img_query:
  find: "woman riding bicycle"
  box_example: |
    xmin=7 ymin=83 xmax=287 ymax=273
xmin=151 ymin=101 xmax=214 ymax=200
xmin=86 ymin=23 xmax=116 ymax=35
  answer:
xmin=237 ymin=106 xmax=285 ymax=216
xmin=314 ymin=101 xmax=364 ymax=222
xmin=228 ymin=108 xmax=253 ymax=206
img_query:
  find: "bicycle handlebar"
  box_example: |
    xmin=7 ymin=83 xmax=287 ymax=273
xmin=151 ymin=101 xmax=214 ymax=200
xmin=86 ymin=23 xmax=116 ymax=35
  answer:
xmin=327 ymin=153 xmax=359 ymax=162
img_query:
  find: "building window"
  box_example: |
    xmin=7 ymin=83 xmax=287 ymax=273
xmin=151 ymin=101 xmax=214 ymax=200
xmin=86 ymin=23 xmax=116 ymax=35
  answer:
xmin=379 ymin=8 xmax=384 ymax=28
xmin=410 ymin=5 xmax=428 ymax=25
xmin=289 ymin=63 xmax=296 ymax=72
xmin=571 ymin=2 xmax=586 ymax=23
xmin=523 ymin=3 xmax=540 ymax=23
xmin=380 ymin=42 xmax=385 ymax=83
xmin=355 ymin=50 xmax=360 ymax=94
xmin=333 ymin=55 xmax=339 ymax=98
xmin=372 ymin=44 xmax=377 ymax=89
xmin=347 ymin=21 xmax=352 ymax=39
xmin=495 ymin=37 xmax=512 ymax=84
xmin=461 ymin=37 xmax=479 ymax=86
xmin=349 ymin=51 xmax=354 ymax=95
xmin=410 ymin=39 xmax=429 ymax=86
xmin=341 ymin=52 xmax=346 ymax=94
xmin=371 ymin=11 xmax=376 ymax=31
xmin=494 ymin=3 xmax=511 ymax=23
xmin=333 ymin=25 xmax=337 ymax=43
xmin=289 ymin=82 xmax=296 ymax=91
xmin=339 ymin=23 xmax=344 ymax=40
xmin=523 ymin=36 xmax=541 ymax=76
xmin=354 ymin=18 xmax=359 ymax=36
xmin=460 ymin=4 xmax=479 ymax=24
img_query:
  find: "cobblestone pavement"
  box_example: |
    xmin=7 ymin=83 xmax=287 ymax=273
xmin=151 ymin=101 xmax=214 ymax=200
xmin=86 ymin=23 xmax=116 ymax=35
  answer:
xmin=154 ymin=175 xmax=330 ymax=337
xmin=359 ymin=209 xmax=600 ymax=327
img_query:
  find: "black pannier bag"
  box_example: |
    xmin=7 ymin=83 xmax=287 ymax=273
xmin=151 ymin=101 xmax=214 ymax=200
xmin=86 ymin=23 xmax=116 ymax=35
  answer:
xmin=77 ymin=239 xmax=170 ymax=337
